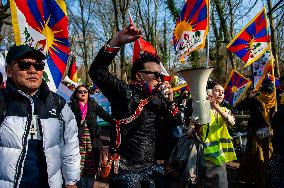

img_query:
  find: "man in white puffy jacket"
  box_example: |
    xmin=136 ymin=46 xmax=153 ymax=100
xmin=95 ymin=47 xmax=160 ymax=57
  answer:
xmin=0 ymin=45 xmax=80 ymax=188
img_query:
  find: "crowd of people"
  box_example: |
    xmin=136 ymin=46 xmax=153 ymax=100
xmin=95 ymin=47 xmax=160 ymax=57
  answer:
xmin=0 ymin=23 xmax=283 ymax=188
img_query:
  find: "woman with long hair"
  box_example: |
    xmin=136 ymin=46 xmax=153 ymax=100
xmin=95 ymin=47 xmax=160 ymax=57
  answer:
xmin=69 ymin=85 xmax=113 ymax=188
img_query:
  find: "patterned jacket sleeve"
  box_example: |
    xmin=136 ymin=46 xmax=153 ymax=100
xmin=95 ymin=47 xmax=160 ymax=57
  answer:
xmin=59 ymin=103 xmax=81 ymax=185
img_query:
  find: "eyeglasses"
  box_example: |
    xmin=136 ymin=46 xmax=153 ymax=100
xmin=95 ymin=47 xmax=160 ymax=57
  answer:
xmin=139 ymin=71 xmax=165 ymax=81
xmin=77 ymin=90 xmax=88 ymax=94
xmin=15 ymin=61 xmax=45 ymax=71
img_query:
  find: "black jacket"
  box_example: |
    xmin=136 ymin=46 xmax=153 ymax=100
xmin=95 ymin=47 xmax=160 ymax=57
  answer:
xmin=237 ymin=97 xmax=274 ymax=130
xmin=272 ymin=105 xmax=284 ymax=157
xmin=69 ymin=98 xmax=113 ymax=148
xmin=89 ymin=47 xmax=182 ymax=169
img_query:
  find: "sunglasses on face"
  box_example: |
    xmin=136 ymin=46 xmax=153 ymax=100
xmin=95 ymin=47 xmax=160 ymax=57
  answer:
xmin=77 ymin=90 xmax=88 ymax=94
xmin=139 ymin=71 xmax=165 ymax=81
xmin=15 ymin=61 xmax=45 ymax=71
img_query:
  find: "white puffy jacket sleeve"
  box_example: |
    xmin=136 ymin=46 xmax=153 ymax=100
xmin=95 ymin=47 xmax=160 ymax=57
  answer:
xmin=60 ymin=104 xmax=81 ymax=185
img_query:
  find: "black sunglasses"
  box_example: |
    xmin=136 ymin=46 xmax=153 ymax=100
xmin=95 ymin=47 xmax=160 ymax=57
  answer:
xmin=139 ymin=71 xmax=165 ymax=81
xmin=16 ymin=61 xmax=45 ymax=71
xmin=77 ymin=90 xmax=88 ymax=94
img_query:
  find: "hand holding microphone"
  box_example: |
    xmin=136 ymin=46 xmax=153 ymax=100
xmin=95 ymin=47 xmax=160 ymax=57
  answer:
xmin=157 ymin=81 xmax=174 ymax=101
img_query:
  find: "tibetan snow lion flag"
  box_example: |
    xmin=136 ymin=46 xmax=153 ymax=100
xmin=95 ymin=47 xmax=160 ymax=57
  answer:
xmin=173 ymin=0 xmax=209 ymax=62
xmin=252 ymin=50 xmax=274 ymax=90
xmin=224 ymin=70 xmax=252 ymax=107
xmin=226 ymin=8 xmax=270 ymax=67
xmin=172 ymin=75 xmax=188 ymax=92
xmin=10 ymin=0 xmax=69 ymax=91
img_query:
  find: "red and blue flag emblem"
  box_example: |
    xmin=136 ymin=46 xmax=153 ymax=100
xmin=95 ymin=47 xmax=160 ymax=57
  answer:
xmin=226 ymin=8 xmax=270 ymax=67
xmin=10 ymin=0 xmax=69 ymax=91
xmin=224 ymin=70 xmax=251 ymax=107
xmin=173 ymin=0 xmax=209 ymax=62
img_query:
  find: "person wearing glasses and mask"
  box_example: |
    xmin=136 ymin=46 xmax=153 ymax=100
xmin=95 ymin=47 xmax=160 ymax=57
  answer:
xmin=0 ymin=45 xmax=80 ymax=188
xmin=69 ymin=85 xmax=113 ymax=188
xmin=89 ymin=24 xmax=182 ymax=188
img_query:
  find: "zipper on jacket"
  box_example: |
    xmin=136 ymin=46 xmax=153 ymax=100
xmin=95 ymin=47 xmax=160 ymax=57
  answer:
xmin=14 ymin=91 xmax=34 ymax=188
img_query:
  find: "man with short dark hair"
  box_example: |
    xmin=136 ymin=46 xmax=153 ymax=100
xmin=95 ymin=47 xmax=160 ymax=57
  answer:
xmin=89 ymin=24 xmax=182 ymax=187
xmin=0 ymin=45 xmax=80 ymax=188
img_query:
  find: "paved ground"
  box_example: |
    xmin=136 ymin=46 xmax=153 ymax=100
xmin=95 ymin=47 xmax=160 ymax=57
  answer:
xmin=96 ymin=127 xmax=256 ymax=188
xmin=93 ymin=161 xmax=251 ymax=188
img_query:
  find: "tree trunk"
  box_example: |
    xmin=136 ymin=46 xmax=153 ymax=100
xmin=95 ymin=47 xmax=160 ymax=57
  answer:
xmin=211 ymin=3 xmax=223 ymax=81
xmin=166 ymin=0 xmax=179 ymax=21
xmin=79 ymin=0 xmax=90 ymax=84
xmin=0 ymin=1 xmax=10 ymax=43
xmin=214 ymin=0 xmax=235 ymax=69
xmin=118 ymin=0 xmax=129 ymax=81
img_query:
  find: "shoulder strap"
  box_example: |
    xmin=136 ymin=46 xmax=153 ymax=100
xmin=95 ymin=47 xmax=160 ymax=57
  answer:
xmin=50 ymin=92 xmax=66 ymax=144
xmin=50 ymin=92 xmax=65 ymax=116
xmin=115 ymin=98 xmax=149 ymax=149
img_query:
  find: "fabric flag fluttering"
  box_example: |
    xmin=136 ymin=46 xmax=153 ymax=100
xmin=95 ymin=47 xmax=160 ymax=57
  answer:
xmin=172 ymin=75 xmax=188 ymax=92
xmin=173 ymin=0 xmax=209 ymax=62
xmin=68 ymin=56 xmax=78 ymax=83
xmin=226 ymin=8 xmax=270 ymax=67
xmin=252 ymin=50 xmax=274 ymax=90
xmin=10 ymin=0 xmax=69 ymax=91
xmin=224 ymin=70 xmax=252 ymax=107
xmin=133 ymin=38 xmax=171 ymax=81
xmin=133 ymin=38 xmax=157 ymax=63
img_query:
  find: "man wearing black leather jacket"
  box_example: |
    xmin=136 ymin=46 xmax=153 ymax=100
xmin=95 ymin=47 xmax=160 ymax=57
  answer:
xmin=89 ymin=24 xmax=182 ymax=187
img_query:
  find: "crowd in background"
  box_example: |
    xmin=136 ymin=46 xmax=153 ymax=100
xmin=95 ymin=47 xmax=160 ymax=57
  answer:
xmin=0 ymin=24 xmax=283 ymax=188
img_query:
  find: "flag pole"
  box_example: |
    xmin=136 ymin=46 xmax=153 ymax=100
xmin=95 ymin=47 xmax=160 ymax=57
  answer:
xmin=206 ymin=35 xmax=209 ymax=68
xmin=205 ymin=0 xmax=210 ymax=68
xmin=128 ymin=10 xmax=142 ymax=51
xmin=271 ymin=58 xmax=278 ymax=111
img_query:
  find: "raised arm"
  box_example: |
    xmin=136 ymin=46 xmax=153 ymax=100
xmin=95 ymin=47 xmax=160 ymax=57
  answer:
xmin=88 ymin=24 xmax=141 ymax=103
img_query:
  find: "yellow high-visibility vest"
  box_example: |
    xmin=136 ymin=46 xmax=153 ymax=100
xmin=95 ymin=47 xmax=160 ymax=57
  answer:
xmin=202 ymin=107 xmax=237 ymax=165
